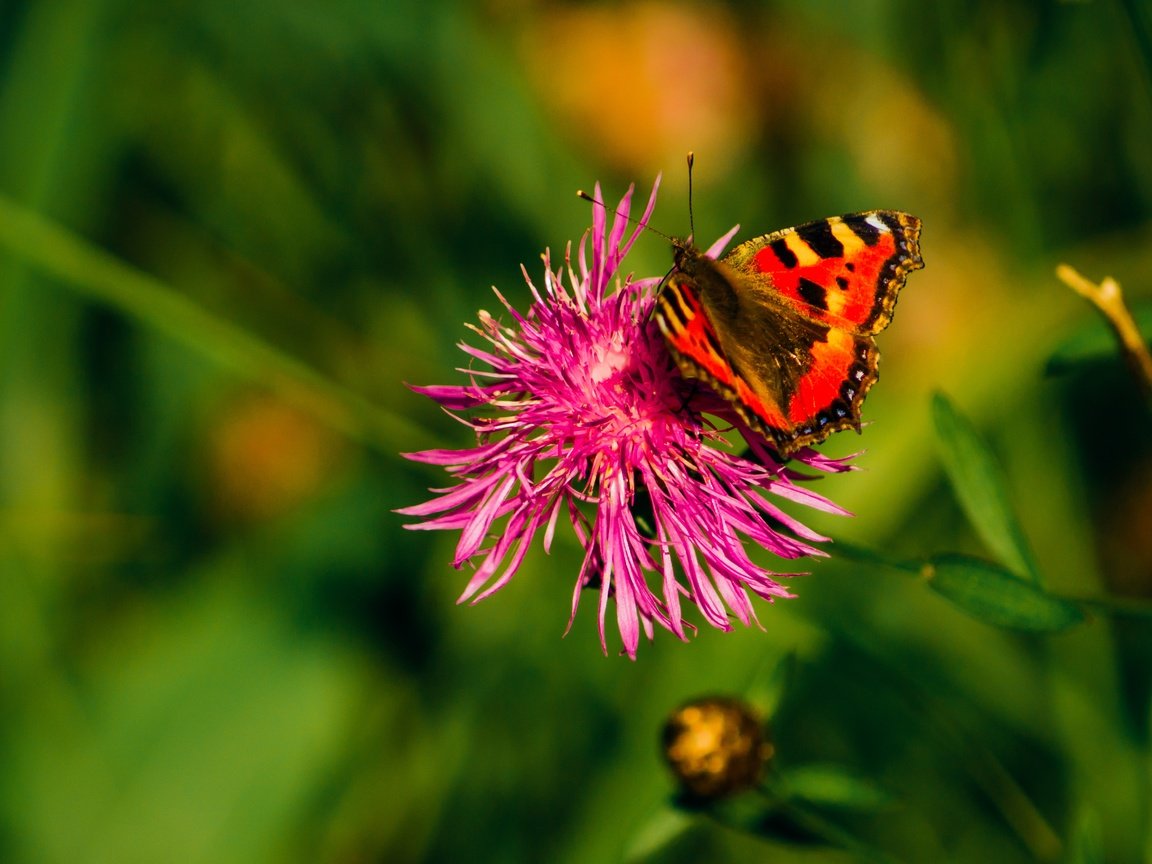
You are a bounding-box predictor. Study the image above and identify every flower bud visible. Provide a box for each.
[662,697,772,798]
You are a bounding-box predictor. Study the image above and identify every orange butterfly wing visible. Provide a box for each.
[656,211,923,456]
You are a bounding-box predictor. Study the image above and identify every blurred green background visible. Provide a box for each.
[1,0,1150,861]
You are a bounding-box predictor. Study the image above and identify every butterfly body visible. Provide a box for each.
[656,211,923,457]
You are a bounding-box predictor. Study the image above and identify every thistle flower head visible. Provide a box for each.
[400,180,852,658]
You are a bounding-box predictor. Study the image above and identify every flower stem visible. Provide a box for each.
[1055,264,1152,401]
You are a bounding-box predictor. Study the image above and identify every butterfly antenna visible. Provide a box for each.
[686,151,696,242]
[575,189,677,244]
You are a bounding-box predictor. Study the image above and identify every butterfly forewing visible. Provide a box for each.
[723,211,922,335]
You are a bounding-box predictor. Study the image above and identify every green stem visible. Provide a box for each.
[1071,594,1152,620]
[832,538,1152,622]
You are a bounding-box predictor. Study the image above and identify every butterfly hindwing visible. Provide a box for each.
[656,211,923,456]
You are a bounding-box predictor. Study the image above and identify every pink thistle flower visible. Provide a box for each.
[399,180,853,658]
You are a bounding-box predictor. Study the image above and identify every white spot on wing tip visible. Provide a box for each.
[865,215,888,233]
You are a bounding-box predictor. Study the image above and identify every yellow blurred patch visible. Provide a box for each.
[207,393,346,522]
[525,3,754,176]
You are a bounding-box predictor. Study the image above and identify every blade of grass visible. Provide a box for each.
[931,392,1041,582]
[0,194,430,454]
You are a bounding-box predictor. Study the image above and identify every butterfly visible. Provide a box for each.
[655,211,923,457]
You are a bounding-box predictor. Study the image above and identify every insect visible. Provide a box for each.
[656,208,923,457]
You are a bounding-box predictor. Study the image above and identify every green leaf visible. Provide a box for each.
[623,806,695,862]
[708,794,899,863]
[704,793,826,849]
[1046,300,1152,373]
[923,554,1085,632]
[931,392,1040,582]
[774,764,892,812]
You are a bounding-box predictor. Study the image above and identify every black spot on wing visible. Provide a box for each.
[797,277,827,310]
[796,220,844,259]
[841,214,882,247]
[704,328,725,359]
[769,237,798,269]
[658,284,691,329]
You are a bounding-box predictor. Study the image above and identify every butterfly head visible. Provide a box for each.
[670,238,724,288]
[670,237,706,268]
